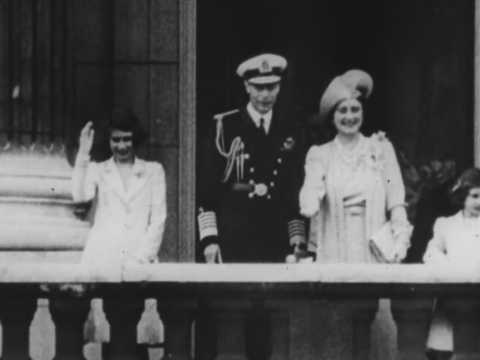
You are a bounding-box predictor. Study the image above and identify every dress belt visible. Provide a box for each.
[343,203,366,216]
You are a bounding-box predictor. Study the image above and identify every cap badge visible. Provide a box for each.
[260,60,271,74]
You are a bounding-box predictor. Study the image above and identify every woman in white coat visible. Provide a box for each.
[73,107,167,265]
[424,168,480,360]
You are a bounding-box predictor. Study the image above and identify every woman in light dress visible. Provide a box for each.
[299,70,413,359]
[73,106,167,265]
[299,69,412,263]
[423,168,480,360]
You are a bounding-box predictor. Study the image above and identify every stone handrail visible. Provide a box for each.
[1,262,478,286]
[0,264,479,360]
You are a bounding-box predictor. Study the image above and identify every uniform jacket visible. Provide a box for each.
[197,106,307,263]
[72,156,167,265]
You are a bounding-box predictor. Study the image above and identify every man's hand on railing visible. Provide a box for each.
[286,243,316,264]
[204,243,223,264]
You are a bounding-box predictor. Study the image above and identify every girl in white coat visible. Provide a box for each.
[424,168,480,360]
[73,107,167,265]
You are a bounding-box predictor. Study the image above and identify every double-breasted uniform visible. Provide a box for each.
[72,156,167,265]
[197,107,306,263]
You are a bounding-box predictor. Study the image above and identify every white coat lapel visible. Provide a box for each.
[125,158,148,203]
[103,158,126,199]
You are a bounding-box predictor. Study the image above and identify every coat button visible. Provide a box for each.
[270,182,274,187]
[249,193,254,198]
[250,167,255,173]
[267,195,271,200]
[277,158,282,164]
[244,154,250,160]
[249,179,254,184]
[273,170,278,175]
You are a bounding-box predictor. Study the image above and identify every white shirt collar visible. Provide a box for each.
[247,103,272,133]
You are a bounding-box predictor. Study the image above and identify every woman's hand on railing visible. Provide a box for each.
[392,235,410,263]
[79,121,95,156]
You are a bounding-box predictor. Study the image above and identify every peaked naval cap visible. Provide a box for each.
[237,54,287,84]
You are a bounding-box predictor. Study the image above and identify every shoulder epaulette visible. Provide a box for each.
[213,109,239,121]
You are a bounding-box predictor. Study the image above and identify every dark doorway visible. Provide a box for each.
[197,0,393,142]
[197,0,474,165]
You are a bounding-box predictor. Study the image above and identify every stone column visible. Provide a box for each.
[0,149,90,261]
[475,0,480,166]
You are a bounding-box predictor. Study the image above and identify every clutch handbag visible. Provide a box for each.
[369,221,396,264]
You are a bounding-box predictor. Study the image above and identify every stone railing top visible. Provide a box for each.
[0,263,475,282]
[0,263,479,285]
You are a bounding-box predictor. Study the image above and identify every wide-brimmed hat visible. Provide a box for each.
[237,54,287,84]
[319,70,373,121]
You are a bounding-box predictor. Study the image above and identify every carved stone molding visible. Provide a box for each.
[0,144,89,253]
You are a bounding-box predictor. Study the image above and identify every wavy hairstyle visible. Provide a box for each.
[107,106,146,147]
[449,168,480,207]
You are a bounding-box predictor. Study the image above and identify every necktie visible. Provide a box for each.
[259,118,267,137]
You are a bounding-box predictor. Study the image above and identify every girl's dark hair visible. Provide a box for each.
[449,168,480,207]
[107,106,146,147]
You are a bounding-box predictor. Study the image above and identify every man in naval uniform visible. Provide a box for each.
[197,53,307,263]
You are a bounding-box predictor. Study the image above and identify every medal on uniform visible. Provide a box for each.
[254,183,268,197]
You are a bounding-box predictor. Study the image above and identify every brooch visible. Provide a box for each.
[281,137,295,152]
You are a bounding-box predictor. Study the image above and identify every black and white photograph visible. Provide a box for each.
[0,0,478,359]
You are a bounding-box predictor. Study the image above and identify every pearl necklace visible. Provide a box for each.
[334,135,364,166]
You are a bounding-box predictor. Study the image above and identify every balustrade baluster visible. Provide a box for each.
[103,298,146,360]
[50,298,91,360]
[288,300,315,360]
[209,300,250,360]
[352,299,378,360]
[0,297,37,360]
[445,299,480,360]
[289,300,354,360]
[391,299,433,360]
[246,300,271,360]
[264,301,288,360]
[157,300,196,360]
[195,300,217,360]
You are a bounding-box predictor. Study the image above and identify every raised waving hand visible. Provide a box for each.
[79,121,95,156]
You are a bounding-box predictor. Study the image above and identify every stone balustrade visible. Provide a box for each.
[0,263,479,360]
